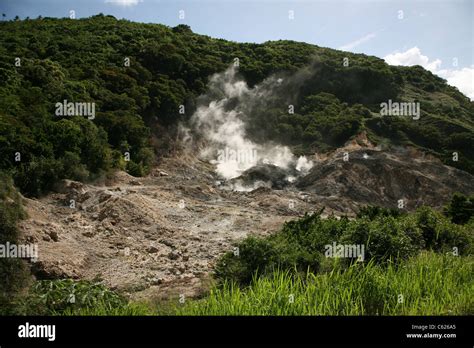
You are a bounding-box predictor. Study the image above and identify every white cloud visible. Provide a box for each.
[437,67,474,100]
[384,47,473,100]
[339,32,376,51]
[105,0,142,6]
[384,47,441,72]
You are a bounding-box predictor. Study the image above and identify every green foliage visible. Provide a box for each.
[59,301,152,316]
[216,206,473,286]
[339,216,417,264]
[19,279,132,315]
[245,92,367,152]
[356,205,404,220]
[0,16,472,198]
[177,253,474,315]
[443,193,474,225]
[215,237,280,285]
[53,253,474,316]
[414,206,473,255]
[0,172,30,314]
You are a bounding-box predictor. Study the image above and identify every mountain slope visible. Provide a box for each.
[0,15,473,197]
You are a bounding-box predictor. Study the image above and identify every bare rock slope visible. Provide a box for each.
[297,147,473,209]
[18,154,313,301]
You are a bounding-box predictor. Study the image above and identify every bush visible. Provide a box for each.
[20,279,129,315]
[126,160,146,177]
[340,215,423,264]
[356,205,404,220]
[415,207,473,254]
[443,193,474,225]
[215,237,279,286]
[215,204,472,285]
[0,172,30,314]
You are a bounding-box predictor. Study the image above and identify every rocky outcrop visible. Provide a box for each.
[297,147,474,210]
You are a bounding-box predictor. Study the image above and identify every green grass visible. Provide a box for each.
[31,252,472,316]
[59,302,153,316]
[174,252,473,315]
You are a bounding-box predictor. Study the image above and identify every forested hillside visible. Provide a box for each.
[1,14,473,196]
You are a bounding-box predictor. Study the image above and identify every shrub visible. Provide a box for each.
[356,205,404,220]
[443,193,474,225]
[415,207,473,254]
[126,160,145,177]
[340,216,423,264]
[215,204,472,285]
[214,237,279,286]
[0,172,30,314]
[20,279,129,315]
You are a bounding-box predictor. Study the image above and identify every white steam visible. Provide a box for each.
[184,66,313,181]
[296,156,314,174]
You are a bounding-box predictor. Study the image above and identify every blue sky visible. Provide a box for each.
[1,0,473,98]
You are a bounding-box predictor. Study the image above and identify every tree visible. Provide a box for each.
[444,193,474,225]
[0,172,30,314]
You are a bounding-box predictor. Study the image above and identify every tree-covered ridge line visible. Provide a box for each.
[0,14,473,196]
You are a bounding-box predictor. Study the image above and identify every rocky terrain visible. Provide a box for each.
[17,135,474,302]
[297,148,474,210]
[17,154,314,302]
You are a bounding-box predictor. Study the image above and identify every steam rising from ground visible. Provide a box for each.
[182,66,313,185]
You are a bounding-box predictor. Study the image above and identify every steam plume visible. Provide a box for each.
[183,65,314,182]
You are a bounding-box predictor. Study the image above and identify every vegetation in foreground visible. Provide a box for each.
[176,253,473,315]
[214,204,473,286]
[27,279,153,316]
[0,172,30,314]
[6,195,472,316]
[11,252,473,316]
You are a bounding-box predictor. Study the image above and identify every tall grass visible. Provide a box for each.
[59,302,153,316]
[47,252,473,316]
[174,252,473,315]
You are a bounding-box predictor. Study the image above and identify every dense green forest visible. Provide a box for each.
[0,15,473,196]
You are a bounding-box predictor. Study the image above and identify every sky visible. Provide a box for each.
[1,0,473,99]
